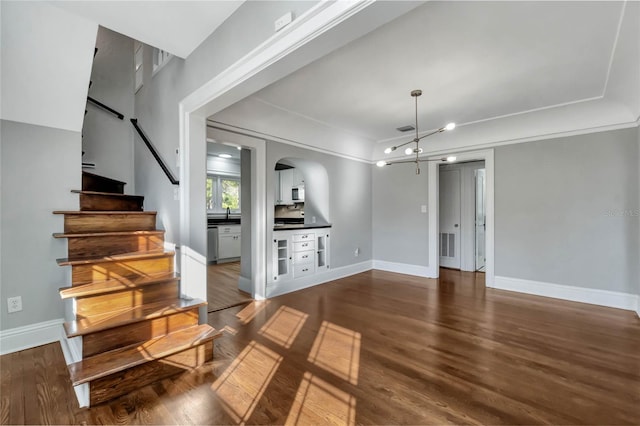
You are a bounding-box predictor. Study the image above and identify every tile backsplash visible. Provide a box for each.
[275,204,304,219]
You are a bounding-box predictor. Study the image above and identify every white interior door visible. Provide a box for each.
[439,169,461,269]
[475,169,486,271]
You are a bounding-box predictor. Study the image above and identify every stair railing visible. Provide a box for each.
[87,96,124,120]
[130,119,179,185]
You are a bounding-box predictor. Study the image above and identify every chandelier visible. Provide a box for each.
[376,89,456,174]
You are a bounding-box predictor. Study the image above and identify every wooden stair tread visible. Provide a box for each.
[53,230,164,238]
[57,250,173,266]
[68,324,221,386]
[64,297,206,337]
[71,190,143,199]
[82,171,127,186]
[53,210,157,215]
[59,272,179,299]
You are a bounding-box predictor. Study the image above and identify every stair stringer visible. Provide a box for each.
[58,328,89,408]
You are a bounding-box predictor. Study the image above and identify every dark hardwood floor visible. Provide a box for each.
[207,261,252,312]
[2,268,639,424]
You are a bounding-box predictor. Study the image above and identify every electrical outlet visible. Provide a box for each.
[173,187,180,201]
[7,296,22,313]
[421,205,427,213]
[354,248,360,257]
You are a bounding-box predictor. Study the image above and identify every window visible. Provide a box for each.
[207,175,240,213]
[134,41,143,92]
[152,48,173,76]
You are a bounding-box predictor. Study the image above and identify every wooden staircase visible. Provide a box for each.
[55,171,221,406]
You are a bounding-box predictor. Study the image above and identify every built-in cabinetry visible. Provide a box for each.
[272,228,330,282]
[218,225,241,261]
[275,167,305,205]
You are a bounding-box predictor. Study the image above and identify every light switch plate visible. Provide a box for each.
[275,11,293,32]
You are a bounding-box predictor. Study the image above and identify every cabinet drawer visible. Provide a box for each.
[293,232,314,242]
[293,250,314,265]
[293,240,314,252]
[294,263,314,278]
[219,225,241,234]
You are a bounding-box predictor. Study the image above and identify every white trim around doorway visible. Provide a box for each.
[177,1,377,301]
[428,149,495,286]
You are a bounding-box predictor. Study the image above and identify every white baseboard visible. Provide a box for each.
[0,318,64,355]
[494,276,639,312]
[267,260,372,298]
[372,260,438,278]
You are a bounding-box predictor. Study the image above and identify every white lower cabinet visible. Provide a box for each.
[218,225,241,261]
[272,228,330,283]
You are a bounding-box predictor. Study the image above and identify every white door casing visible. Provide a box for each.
[428,149,495,286]
[475,168,486,271]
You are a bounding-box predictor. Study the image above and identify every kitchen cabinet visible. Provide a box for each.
[275,168,306,205]
[271,228,330,283]
[275,169,293,205]
[292,168,305,187]
[218,225,241,261]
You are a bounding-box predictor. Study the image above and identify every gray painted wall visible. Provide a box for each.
[1,120,81,330]
[134,1,318,245]
[83,27,135,192]
[495,128,639,293]
[266,141,372,270]
[372,163,430,266]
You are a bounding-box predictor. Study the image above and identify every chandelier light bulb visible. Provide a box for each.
[405,147,414,155]
[384,147,392,154]
[445,122,456,131]
[446,156,457,162]
[376,160,387,167]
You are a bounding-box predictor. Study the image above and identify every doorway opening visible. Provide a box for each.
[427,149,494,286]
[438,161,486,272]
[205,127,266,311]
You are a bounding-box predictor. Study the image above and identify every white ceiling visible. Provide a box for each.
[213,1,638,160]
[207,141,241,160]
[51,1,244,58]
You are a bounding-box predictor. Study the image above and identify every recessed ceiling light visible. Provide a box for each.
[219,154,232,158]
[237,146,242,150]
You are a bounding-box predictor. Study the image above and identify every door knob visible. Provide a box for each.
[454,224,459,227]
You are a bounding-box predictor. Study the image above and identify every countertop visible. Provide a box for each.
[273,223,332,231]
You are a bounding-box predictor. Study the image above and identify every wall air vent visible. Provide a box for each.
[396,125,415,132]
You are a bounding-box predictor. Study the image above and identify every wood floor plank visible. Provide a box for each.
[207,261,252,312]
[0,352,13,424]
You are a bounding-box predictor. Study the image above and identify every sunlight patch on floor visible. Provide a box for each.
[308,321,361,385]
[259,305,309,349]
[285,372,356,426]
[235,300,270,325]
[211,341,282,424]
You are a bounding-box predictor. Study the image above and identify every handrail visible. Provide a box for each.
[130,119,179,185]
[87,96,124,120]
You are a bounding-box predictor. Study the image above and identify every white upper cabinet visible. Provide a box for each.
[292,168,304,187]
[276,168,294,205]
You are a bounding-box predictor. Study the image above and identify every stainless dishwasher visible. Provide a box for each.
[207,226,218,263]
